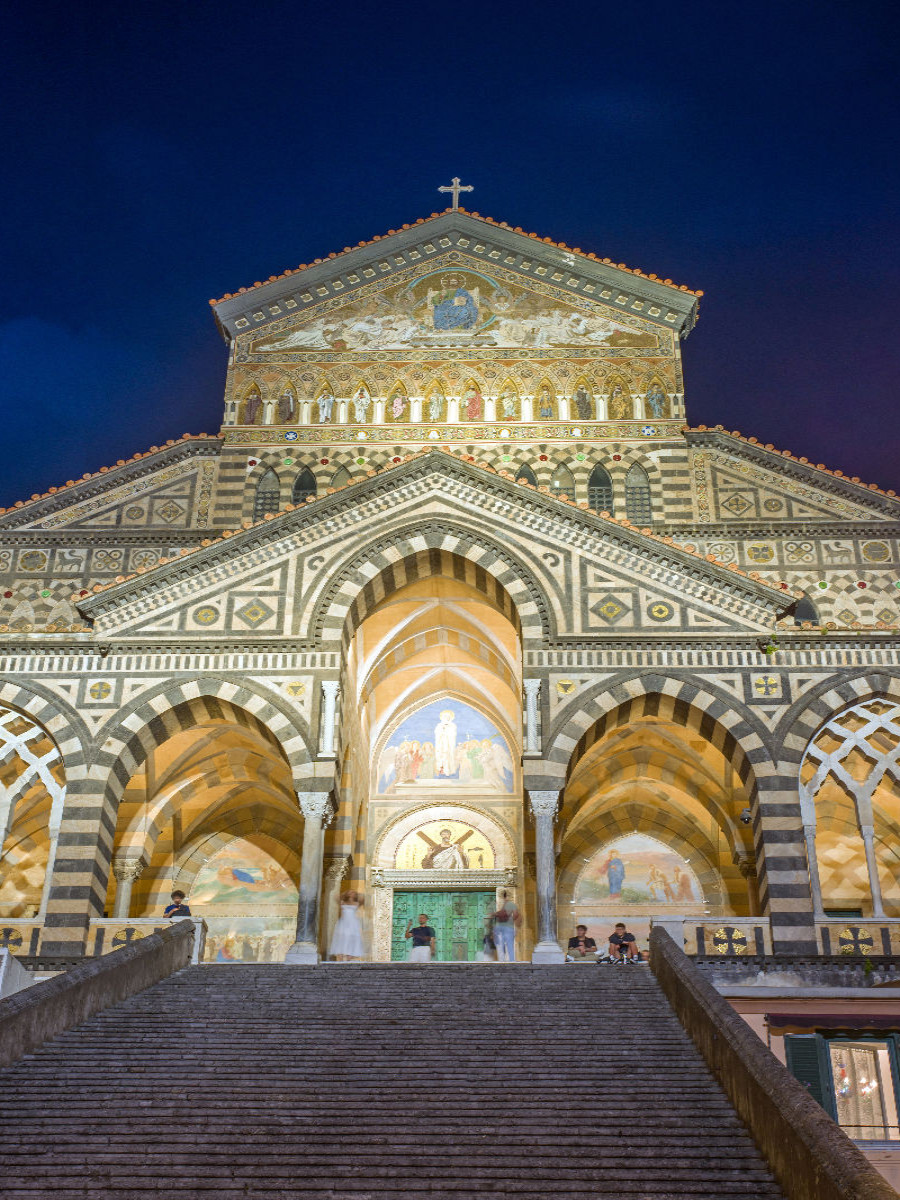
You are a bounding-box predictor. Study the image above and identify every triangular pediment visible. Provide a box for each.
[212,212,699,346]
[80,452,790,644]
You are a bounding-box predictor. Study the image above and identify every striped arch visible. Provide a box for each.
[558,815,726,909]
[548,676,769,790]
[775,670,900,764]
[310,527,552,649]
[89,677,313,797]
[0,678,90,772]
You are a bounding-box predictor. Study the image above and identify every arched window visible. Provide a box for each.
[515,463,537,486]
[625,463,652,523]
[254,468,280,520]
[331,465,351,488]
[588,464,614,514]
[794,595,819,625]
[291,467,317,504]
[550,463,576,501]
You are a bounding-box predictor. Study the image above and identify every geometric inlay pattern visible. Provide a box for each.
[235,599,276,628]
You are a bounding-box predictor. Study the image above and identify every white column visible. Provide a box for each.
[319,681,340,757]
[529,790,564,963]
[523,680,541,755]
[285,792,334,963]
[860,825,886,918]
[36,787,67,920]
[111,858,146,919]
[802,824,825,917]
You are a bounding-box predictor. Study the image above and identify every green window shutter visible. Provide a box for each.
[784,1035,835,1116]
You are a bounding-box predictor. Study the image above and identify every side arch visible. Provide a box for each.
[775,671,900,763]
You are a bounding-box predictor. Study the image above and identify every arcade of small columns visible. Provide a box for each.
[1,569,900,958]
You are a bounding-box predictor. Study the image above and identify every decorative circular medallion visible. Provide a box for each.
[0,927,23,951]
[111,927,147,948]
[763,498,784,512]
[282,457,294,466]
[40,589,50,598]
[19,551,48,571]
[88,682,111,700]
[193,606,219,626]
[746,543,775,563]
[125,505,145,520]
[356,457,367,466]
[862,541,890,562]
[284,431,298,441]
[647,601,674,622]
[838,927,874,955]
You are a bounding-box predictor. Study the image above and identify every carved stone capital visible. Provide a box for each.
[296,791,334,825]
[528,790,560,821]
[112,857,146,882]
[732,850,757,880]
[523,679,542,699]
[325,856,351,884]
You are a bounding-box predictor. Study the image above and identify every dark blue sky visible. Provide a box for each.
[3,1,898,506]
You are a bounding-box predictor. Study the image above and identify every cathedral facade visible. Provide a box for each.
[1,208,899,981]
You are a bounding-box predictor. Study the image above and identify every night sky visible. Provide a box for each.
[3,2,898,508]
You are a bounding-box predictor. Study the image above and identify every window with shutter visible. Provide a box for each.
[625,463,652,523]
[291,467,317,504]
[587,464,614,514]
[253,469,280,520]
[784,1034,835,1115]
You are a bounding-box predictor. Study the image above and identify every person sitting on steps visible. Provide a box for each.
[607,922,639,963]
[566,925,598,962]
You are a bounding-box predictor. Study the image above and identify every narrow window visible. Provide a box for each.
[625,463,652,523]
[550,463,576,501]
[515,463,537,486]
[794,596,819,625]
[254,468,280,520]
[291,467,317,504]
[330,466,351,488]
[588,464,614,514]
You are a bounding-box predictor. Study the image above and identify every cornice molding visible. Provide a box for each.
[211,213,699,344]
[686,429,900,518]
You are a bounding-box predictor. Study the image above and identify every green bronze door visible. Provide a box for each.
[391,891,494,961]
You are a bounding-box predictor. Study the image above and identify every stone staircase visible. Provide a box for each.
[0,963,784,1199]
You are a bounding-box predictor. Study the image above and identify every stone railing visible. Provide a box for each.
[650,926,899,1200]
[651,915,772,956]
[815,917,900,957]
[0,920,198,1071]
[88,917,207,963]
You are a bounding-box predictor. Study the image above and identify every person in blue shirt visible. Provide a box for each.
[163,890,192,917]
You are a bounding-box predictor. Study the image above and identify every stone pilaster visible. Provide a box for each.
[528,790,564,963]
[285,791,335,964]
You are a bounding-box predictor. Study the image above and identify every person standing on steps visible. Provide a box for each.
[489,891,521,962]
[607,922,639,963]
[163,890,191,917]
[405,914,436,962]
[329,889,366,961]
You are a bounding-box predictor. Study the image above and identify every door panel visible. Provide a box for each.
[391,891,494,961]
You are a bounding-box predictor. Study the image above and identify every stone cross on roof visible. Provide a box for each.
[438,177,473,211]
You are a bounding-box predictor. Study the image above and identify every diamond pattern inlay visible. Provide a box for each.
[235,599,276,628]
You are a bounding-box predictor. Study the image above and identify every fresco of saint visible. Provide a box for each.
[317,391,335,423]
[645,382,667,418]
[608,385,630,420]
[421,827,470,869]
[572,386,593,420]
[537,386,555,419]
[462,385,483,421]
[277,391,295,424]
[352,388,370,423]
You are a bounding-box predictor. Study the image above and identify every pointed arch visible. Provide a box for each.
[424,381,447,423]
[291,466,317,504]
[496,379,520,423]
[515,463,538,487]
[793,594,819,626]
[606,375,632,421]
[571,377,595,421]
[239,385,263,425]
[386,382,409,424]
[625,462,652,523]
[313,383,336,425]
[644,376,670,420]
[587,463,614,514]
[254,468,281,520]
[331,465,352,488]
[350,382,372,424]
[550,462,576,501]
[535,379,557,421]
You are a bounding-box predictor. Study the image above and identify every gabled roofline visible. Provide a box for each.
[685,426,900,516]
[209,210,701,344]
[0,434,222,529]
[78,447,797,619]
